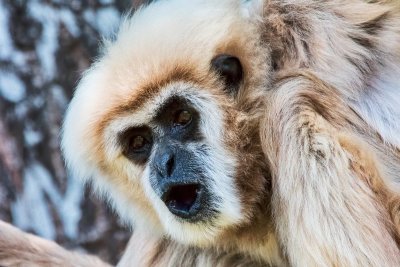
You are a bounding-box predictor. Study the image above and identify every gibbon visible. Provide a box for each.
[1,0,399,266]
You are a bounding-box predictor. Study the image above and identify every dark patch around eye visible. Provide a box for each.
[154,96,203,142]
[119,126,153,164]
[211,54,243,95]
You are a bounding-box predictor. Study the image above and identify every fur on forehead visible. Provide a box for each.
[100,0,262,91]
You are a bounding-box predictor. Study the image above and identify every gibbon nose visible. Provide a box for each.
[153,145,204,219]
[154,149,175,178]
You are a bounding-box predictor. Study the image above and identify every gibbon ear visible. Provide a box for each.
[240,0,264,21]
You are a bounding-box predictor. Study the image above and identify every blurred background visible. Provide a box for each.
[0,0,152,264]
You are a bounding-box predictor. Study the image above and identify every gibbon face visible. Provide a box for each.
[62,0,270,245]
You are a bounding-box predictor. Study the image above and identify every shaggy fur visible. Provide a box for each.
[1,0,399,266]
[0,220,111,267]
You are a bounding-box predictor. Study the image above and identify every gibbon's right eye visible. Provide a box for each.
[211,54,243,95]
[130,135,147,150]
[120,126,153,163]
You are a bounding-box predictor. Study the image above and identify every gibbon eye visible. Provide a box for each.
[173,110,192,126]
[211,54,243,95]
[120,126,153,163]
[130,135,146,150]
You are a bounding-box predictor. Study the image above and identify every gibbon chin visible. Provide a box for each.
[61,0,400,266]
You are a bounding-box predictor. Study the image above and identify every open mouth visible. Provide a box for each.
[162,183,202,218]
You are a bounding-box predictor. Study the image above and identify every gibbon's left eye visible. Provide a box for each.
[211,54,243,95]
[173,110,192,126]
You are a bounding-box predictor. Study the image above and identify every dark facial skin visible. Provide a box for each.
[151,97,210,221]
[119,54,243,221]
[119,97,212,221]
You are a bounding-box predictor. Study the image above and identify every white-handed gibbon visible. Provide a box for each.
[1,0,399,266]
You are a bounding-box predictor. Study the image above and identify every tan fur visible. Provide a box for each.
[262,73,400,266]
[258,1,400,265]
[0,220,110,267]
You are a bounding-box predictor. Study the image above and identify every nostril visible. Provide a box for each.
[166,155,174,177]
[155,151,175,178]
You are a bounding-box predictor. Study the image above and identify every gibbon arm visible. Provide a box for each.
[261,74,400,266]
[0,220,111,267]
[117,230,264,267]
[0,220,262,267]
